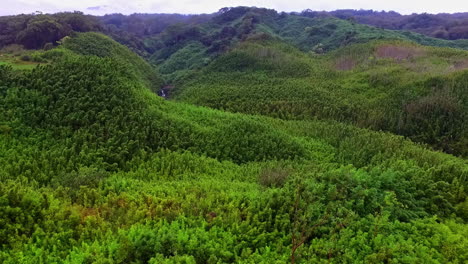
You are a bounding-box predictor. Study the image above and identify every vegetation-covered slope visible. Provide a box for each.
[253,12,468,52]
[1,31,468,263]
[316,9,468,40]
[3,7,468,76]
[173,38,468,157]
[0,11,467,264]
[89,6,468,93]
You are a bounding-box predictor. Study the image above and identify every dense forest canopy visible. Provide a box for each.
[0,6,467,264]
[322,10,468,40]
[3,7,468,53]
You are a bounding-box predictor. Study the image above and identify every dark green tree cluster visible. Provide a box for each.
[0,12,101,49]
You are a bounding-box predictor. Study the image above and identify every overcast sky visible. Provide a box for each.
[1,0,468,16]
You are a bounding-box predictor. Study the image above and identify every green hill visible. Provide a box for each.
[144,7,468,82]
[266,14,468,52]
[173,39,468,157]
[0,25,467,263]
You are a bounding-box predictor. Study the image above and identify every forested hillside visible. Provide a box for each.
[316,9,468,40]
[0,6,467,264]
[2,7,468,57]
[174,39,468,156]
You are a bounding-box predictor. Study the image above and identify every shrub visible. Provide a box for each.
[0,124,12,135]
[259,167,291,187]
[20,55,31,61]
[56,167,108,190]
[0,44,24,55]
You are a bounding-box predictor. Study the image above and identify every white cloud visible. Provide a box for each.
[1,0,467,16]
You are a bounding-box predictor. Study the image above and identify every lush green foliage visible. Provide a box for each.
[174,39,468,157]
[317,9,468,40]
[127,7,468,82]
[249,12,468,52]
[0,45,46,70]
[0,12,101,49]
[0,16,467,264]
[61,32,164,92]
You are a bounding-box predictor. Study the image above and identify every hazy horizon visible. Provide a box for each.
[1,0,468,16]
